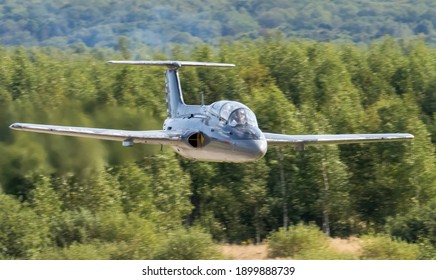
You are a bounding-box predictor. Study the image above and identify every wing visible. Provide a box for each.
[264,132,414,150]
[9,123,183,146]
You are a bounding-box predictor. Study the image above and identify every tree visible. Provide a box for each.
[0,193,49,259]
[53,169,122,214]
[139,153,193,230]
[350,95,436,228]
[29,174,62,244]
[8,48,37,100]
[113,162,155,218]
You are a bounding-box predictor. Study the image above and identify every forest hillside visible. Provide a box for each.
[2,0,436,48]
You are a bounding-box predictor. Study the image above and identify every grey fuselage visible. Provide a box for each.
[162,65,267,162]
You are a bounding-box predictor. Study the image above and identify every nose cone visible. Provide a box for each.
[227,126,268,162]
[252,139,268,159]
[233,139,267,161]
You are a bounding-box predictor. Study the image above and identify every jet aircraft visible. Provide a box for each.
[10,61,414,162]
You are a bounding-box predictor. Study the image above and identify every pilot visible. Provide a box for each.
[230,109,247,126]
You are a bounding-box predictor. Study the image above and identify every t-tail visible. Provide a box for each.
[107,60,235,117]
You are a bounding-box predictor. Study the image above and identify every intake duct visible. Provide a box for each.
[186,131,208,148]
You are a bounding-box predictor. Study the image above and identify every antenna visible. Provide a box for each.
[201,91,205,106]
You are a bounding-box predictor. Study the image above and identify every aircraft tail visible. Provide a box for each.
[107,60,235,117]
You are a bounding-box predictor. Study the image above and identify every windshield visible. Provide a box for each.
[228,108,258,127]
[208,101,258,127]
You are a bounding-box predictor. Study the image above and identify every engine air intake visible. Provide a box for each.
[188,132,206,148]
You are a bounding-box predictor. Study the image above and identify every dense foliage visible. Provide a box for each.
[0,37,435,259]
[3,0,436,48]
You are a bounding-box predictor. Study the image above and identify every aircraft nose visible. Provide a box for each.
[253,139,268,159]
[233,139,267,161]
[227,127,267,161]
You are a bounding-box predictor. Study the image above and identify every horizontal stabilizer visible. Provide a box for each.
[107,60,235,68]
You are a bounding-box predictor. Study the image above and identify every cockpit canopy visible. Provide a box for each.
[208,101,258,127]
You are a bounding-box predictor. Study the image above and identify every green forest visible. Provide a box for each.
[0,36,435,259]
[3,0,436,48]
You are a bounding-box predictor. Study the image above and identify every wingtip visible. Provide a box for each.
[9,123,20,129]
[9,123,28,130]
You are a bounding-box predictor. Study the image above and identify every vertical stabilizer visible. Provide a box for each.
[165,65,185,117]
